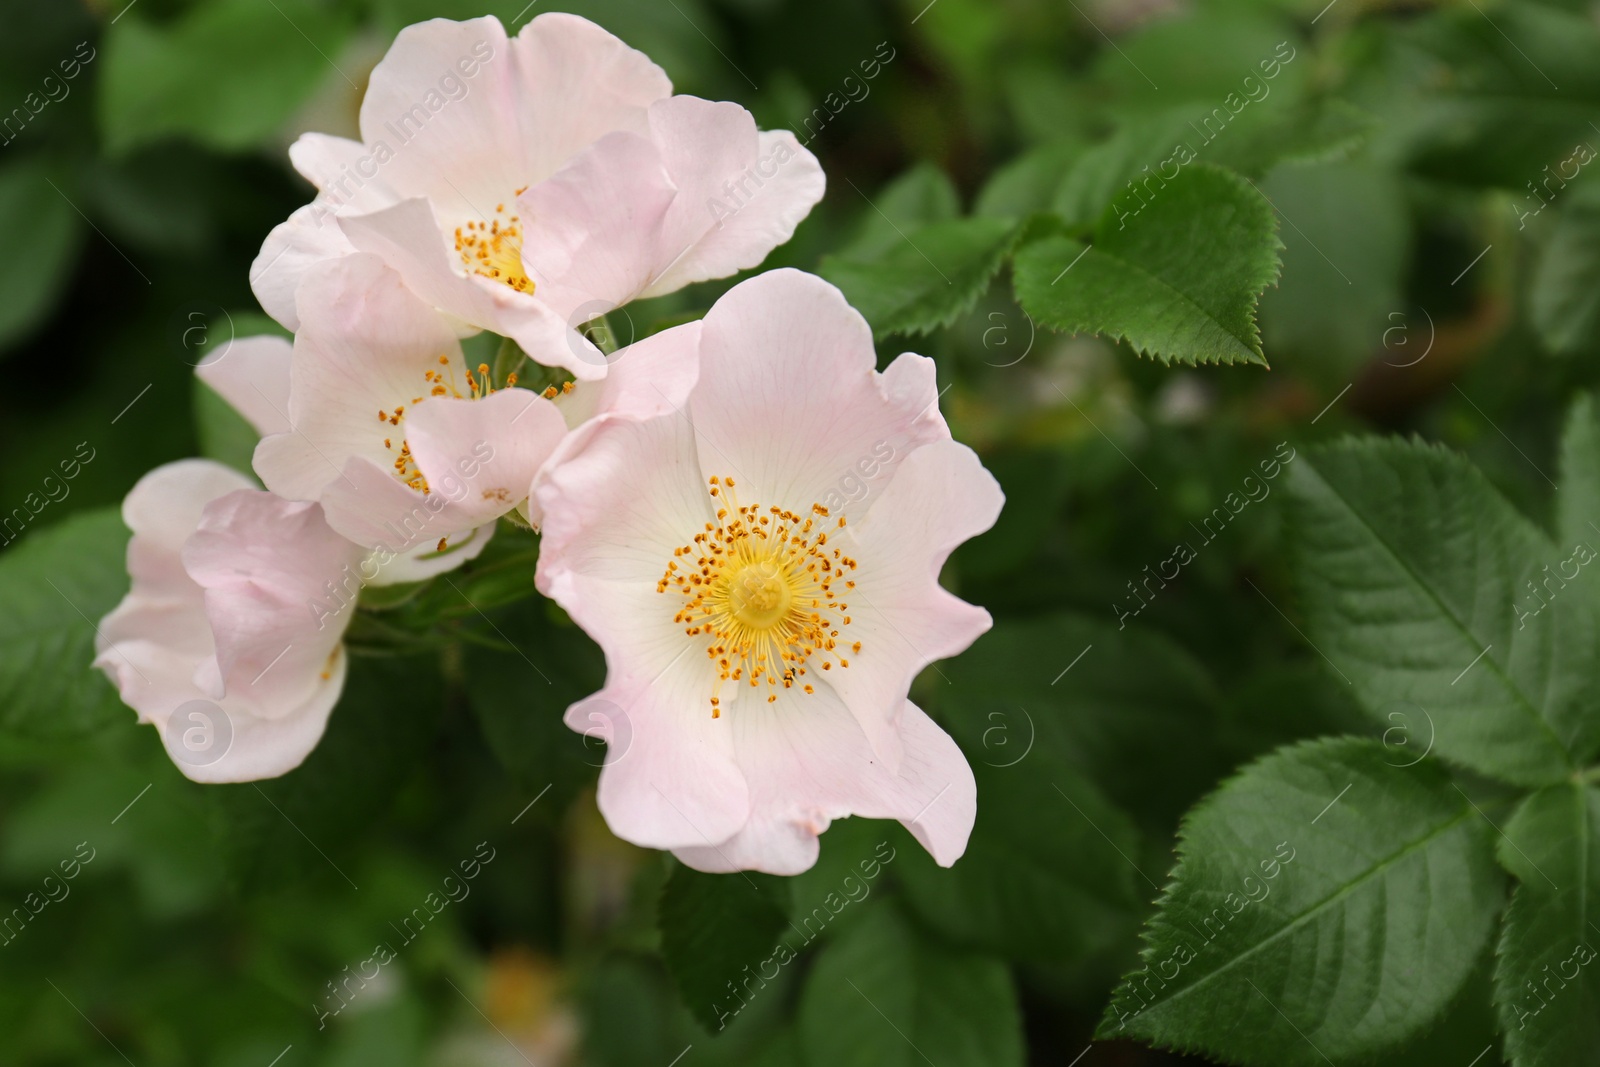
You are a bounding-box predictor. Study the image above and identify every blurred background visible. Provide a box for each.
[0,0,1596,1062]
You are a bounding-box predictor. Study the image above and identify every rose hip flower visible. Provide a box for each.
[251,12,824,378]
[250,254,696,576]
[532,269,1003,874]
[94,460,366,782]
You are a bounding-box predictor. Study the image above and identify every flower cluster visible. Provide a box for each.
[95,14,1002,874]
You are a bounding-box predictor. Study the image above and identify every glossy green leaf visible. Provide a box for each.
[1100,738,1502,1065]
[1016,164,1281,366]
[1287,438,1600,786]
[798,901,1023,1067]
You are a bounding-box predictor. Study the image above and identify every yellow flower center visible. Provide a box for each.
[454,198,534,294]
[659,476,859,717]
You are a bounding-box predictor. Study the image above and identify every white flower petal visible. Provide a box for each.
[672,697,975,875]
[195,334,293,437]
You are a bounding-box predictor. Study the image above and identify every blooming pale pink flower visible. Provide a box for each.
[94,460,366,783]
[251,12,824,379]
[532,269,1003,874]
[249,254,696,576]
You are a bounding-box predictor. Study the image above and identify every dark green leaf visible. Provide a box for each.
[0,157,83,352]
[659,864,792,1033]
[1391,5,1600,188]
[974,141,1079,219]
[896,761,1144,961]
[461,598,603,815]
[798,901,1024,1067]
[1558,392,1600,553]
[1100,738,1502,1065]
[834,162,960,260]
[1017,164,1281,366]
[818,216,1017,339]
[0,507,129,738]
[1287,438,1599,786]
[1532,183,1600,356]
[207,655,442,889]
[931,612,1223,830]
[1492,782,1600,1066]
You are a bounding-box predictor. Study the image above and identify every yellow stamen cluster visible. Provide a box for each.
[375,355,519,494]
[454,197,533,293]
[658,476,857,718]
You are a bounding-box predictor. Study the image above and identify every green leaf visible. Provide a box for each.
[659,864,792,1034]
[895,761,1144,961]
[461,598,604,815]
[1532,183,1600,357]
[835,162,961,260]
[1287,438,1599,786]
[0,507,129,739]
[1051,112,1200,230]
[100,0,355,154]
[1016,164,1281,366]
[208,655,441,889]
[1390,5,1600,188]
[1100,738,1503,1066]
[974,141,1079,220]
[1205,99,1378,177]
[797,901,1024,1067]
[0,157,83,352]
[931,612,1224,830]
[818,216,1018,339]
[1492,782,1600,1066]
[1558,393,1600,552]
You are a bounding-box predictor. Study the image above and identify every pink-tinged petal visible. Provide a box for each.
[405,388,567,529]
[686,269,950,512]
[287,133,396,211]
[121,460,257,574]
[182,490,364,717]
[94,462,354,784]
[641,111,825,298]
[509,12,671,180]
[672,696,975,875]
[195,335,293,436]
[573,659,747,852]
[355,16,520,216]
[525,320,701,528]
[824,439,1001,767]
[535,408,710,679]
[254,254,462,503]
[98,461,256,710]
[314,455,478,555]
[165,649,346,784]
[337,199,604,377]
[518,132,677,321]
[250,203,357,331]
[554,318,702,429]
